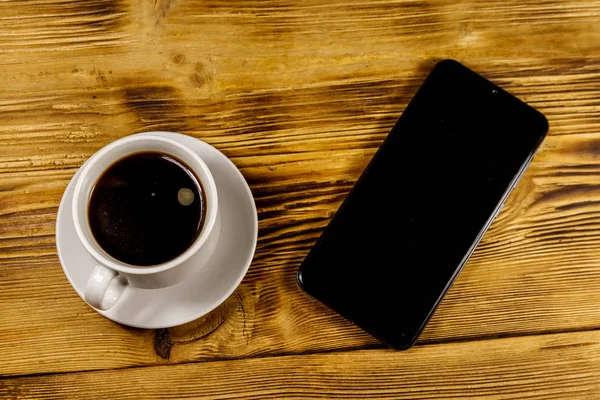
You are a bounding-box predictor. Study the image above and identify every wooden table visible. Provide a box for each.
[1,0,600,398]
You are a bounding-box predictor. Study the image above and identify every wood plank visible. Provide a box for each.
[2,0,600,378]
[2,330,600,399]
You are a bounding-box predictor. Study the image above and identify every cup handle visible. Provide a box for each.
[84,265,128,310]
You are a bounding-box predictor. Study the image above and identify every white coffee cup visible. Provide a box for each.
[72,134,220,310]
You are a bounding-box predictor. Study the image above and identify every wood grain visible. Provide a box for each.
[2,330,600,399]
[1,0,600,389]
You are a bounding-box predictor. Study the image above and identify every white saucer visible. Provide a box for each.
[56,132,258,329]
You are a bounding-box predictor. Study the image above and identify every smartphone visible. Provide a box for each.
[296,59,548,350]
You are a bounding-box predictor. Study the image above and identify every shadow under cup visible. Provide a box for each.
[72,134,220,292]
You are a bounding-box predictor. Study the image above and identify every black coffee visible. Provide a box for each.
[88,152,205,266]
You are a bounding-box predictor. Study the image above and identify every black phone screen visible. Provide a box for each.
[297,59,548,350]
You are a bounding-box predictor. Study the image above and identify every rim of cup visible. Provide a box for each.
[71,134,218,275]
